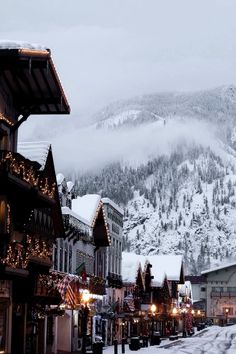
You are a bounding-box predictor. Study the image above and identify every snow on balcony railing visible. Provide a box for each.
[0,150,56,199]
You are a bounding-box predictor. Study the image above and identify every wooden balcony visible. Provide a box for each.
[0,150,56,205]
[89,275,106,295]
[107,272,123,288]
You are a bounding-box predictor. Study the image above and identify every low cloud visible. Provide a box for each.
[51,118,219,174]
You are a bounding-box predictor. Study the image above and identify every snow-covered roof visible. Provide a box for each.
[57,173,65,185]
[67,181,74,193]
[102,197,124,215]
[62,206,89,226]
[122,252,147,283]
[201,261,236,275]
[18,141,50,170]
[0,40,48,51]
[72,194,101,227]
[147,255,183,282]
[122,252,183,285]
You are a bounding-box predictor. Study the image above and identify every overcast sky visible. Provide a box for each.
[2,0,236,170]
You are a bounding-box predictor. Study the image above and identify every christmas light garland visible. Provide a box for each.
[0,113,14,127]
[2,235,52,269]
[0,152,56,199]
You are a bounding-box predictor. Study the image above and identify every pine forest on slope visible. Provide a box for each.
[73,85,236,274]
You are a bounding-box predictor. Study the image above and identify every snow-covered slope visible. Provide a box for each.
[74,85,236,274]
[95,109,164,129]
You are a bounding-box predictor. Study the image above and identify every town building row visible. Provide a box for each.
[1,41,235,354]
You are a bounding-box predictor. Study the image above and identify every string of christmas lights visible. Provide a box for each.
[2,235,52,269]
[1,152,56,198]
[0,113,14,127]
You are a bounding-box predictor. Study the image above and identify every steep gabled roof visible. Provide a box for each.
[147,254,184,282]
[72,194,101,227]
[122,252,147,283]
[72,194,110,246]
[122,252,184,286]
[17,140,65,238]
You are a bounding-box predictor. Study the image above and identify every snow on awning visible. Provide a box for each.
[102,197,124,216]
[0,41,70,116]
[0,40,48,51]
[18,141,50,170]
[62,206,90,228]
[201,261,236,275]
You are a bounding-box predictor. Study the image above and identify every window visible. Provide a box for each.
[227,287,236,293]
[0,199,8,234]
[59,239,64,272]
[201,287,206,292]
[223,307,233,315]
[69,245,72,273]
[64,243,68,273]
[212,287,223,292]
[112,223,120,235]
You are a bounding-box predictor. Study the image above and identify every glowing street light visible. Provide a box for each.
[82,290,91,304]
[150,304,157,345]
[172,308,178,335]
[150,304,157,314]
[225,308,229,325]
[172,307,178,315]
[81,290,91,354]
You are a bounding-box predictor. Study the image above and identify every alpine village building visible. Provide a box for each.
[122,253,187,339]
[0,42,70,354]
[55,174,123,351]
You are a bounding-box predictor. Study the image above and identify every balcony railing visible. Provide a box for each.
[107,272,123,288]
[211,291,236,298]
[89,275,106,295]
[63,214,92,242]
[0,150,56,199]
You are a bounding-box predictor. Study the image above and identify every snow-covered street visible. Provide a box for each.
[103,326,236,354]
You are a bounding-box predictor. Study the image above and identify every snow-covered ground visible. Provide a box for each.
[103,326,236,354]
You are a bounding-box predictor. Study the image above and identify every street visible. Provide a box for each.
[104,326,236,354]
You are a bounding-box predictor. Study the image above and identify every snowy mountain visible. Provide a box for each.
[74,85,236,274]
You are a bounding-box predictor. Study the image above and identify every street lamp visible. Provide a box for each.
[225,308,229,325]
[81,290,91,354]
[150,304,156,345]
[181,308,187,337]
[172,308,178,335]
